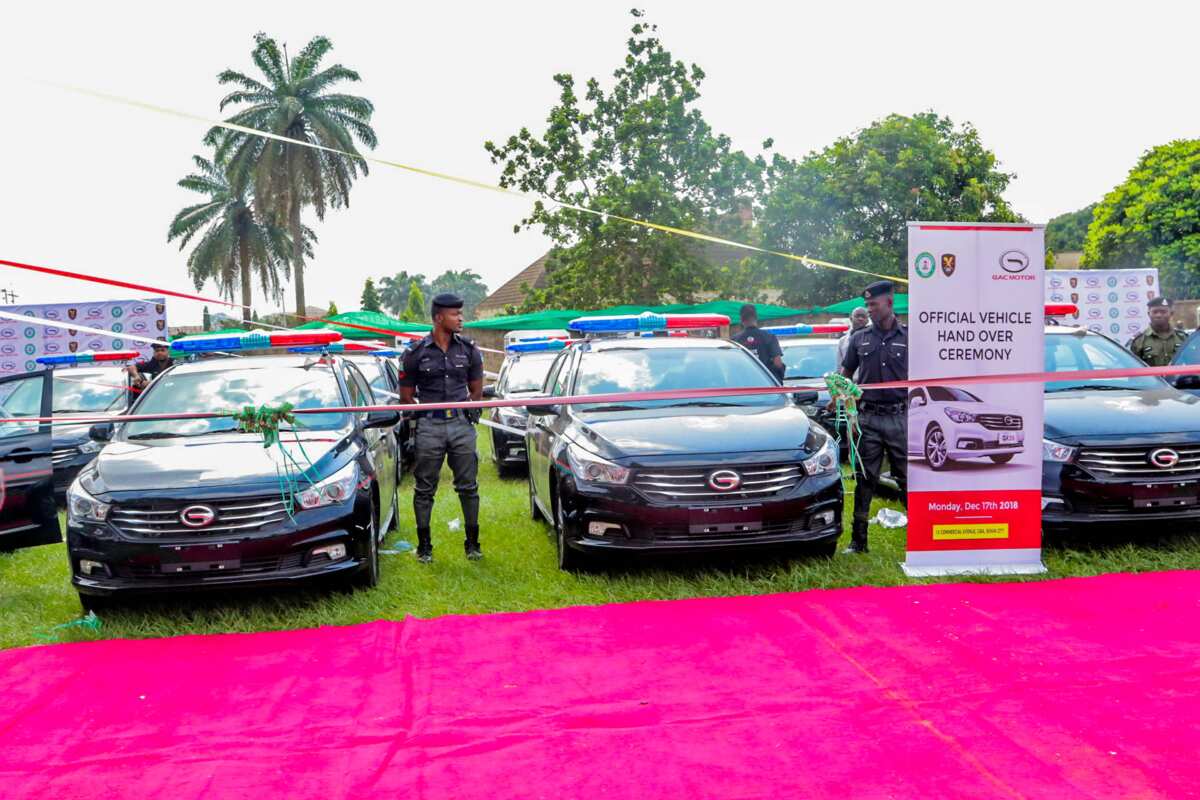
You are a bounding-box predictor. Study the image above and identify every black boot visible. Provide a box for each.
[464,525,482,561]
[416,528,433,563]
[843,520,869,554]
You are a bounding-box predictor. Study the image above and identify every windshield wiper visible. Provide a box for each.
[1046,384,1133,393]
[127,428,237,440]
[667,400,743,407]
[582,404,647,412]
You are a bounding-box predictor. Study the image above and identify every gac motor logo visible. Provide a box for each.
[1150,448,1180,469]
[1127,323,1141,333]
[0,329,13,340]
[132,304,148,316]
[179,505,217,528]
[707,470,742,492]
[1124,276,1138,287]
[45,309,60,320]
[999,250,1029,273]
[0,344,14,356]
[131,321,149,333]
[1049,277,1064,288]
[44,343,60,354]
[0,361,16,372]
[1087,292,1101,303]
[1085,277,1101,288]
[1049,293,1064,302]
[1125,291,1140,302]
[1126,308,1141,318]
[86,309,103,319]
[1087,308,1103,319]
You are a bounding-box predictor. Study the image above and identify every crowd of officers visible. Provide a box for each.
[210,286,1182,564]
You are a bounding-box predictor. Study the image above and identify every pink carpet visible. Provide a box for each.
[3,572,1200,799]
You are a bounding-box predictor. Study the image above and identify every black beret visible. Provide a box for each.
[863,280,894,300]
[431,293,464,310]
[1148,296,1171,309]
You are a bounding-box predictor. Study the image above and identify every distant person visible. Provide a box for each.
[1126,297,1187,366]
[837,307,871,375]
[127,344,174,390]
[733,304,785,381]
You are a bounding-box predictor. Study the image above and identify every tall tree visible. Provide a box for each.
[327,301,339,316]
[485,10,764,309]
[360,277,382,312]
[430,269,488,318]
[167,154,304,323]
[1082,140,1200,297]
[1046,204,1097,254]
[210,33,378,320]
[758,112,1019,305]
[403,282,426,322]
[202,306,212,331]
[379,271,430,317]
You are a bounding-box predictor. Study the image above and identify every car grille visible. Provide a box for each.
[52,446,79,466]
[977,414,1022,430]
[117,552,305,579]
[109,498,291,539]
[1076,445,1200,478]
[633,463,803,503]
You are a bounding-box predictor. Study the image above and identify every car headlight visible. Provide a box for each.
[496,409,527,428]
[79,440,103,454]
[944,407,977,424]
[67,481,110,524]
[802,433,839,476]
[1042,439,1077,463]
[297,460,359,510]
[565,442,629,484]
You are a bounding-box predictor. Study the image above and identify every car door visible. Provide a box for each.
[529,351,570,509]
[345,362,395,528]
[0,370,61,551]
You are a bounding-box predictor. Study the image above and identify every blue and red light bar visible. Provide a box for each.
[36,350,141,366]
[506,339,569,353]
[288,342,405,356]
[639,331,691,338]
[569,312,730,333]
[763,324,849,337]
[1045,303,1079,317]
[509,334,571,343]
[170,330,342,354]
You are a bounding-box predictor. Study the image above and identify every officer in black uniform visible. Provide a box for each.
[127,343,174,390]
[839,280,908,554]
[733,304,785,381]
[400,293,485,563]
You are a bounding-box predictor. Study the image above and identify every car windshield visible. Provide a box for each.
[505,354,558,393]
[1175,334,1200,366]
[1045,332,1162,392]
[574,346,782,410]
[781,341,838,379]
[53,370,129,413]
[123,364,350,438]
[927,386,982,403]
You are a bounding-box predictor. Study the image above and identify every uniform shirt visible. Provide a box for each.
[841,320,908,405]
[1126,327,1188,367]
[136,356,174,381]
[733,326,785,381]
[837,324,869,380]
[400,333,484,403]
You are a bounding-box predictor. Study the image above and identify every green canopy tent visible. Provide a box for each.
[821,294,909,315]
[464,300,818,332]
[294,310,432,341]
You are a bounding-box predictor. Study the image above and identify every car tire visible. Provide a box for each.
[352,502,380,590]
[554,495,587,572]
[989,454,1014,464]
[924,426,952,471]
[78,592,115,614]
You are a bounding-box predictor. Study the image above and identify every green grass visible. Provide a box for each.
[3,436,1200,651]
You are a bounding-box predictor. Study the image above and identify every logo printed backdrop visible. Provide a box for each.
[905,223,1046,576]
[0,298,166,375]
[1045,269,1159,339]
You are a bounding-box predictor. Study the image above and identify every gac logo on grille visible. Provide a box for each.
[179,505,217,528]
[1004,416,1017,426]
[707,470,742,491]
[1149,449,1180,469]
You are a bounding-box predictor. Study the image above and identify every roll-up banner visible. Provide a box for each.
[1045,268,1160,341]
[904,223,1046,576]
[0,298,167,376]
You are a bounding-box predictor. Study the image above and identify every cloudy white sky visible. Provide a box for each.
[1,0,1195,325]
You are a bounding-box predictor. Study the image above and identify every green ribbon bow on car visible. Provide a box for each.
[232,403,318,520]
[824,372,863,471]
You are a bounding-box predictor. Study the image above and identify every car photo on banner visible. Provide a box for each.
[908,385,1026,472]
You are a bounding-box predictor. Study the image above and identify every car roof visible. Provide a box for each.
[585,337,735,352]
[163,353,340,374]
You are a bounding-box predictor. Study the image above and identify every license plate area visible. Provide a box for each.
[999,432,1019,444]
[688,505,762,534]
[1132,481,1199,509]
[159,541,241,573]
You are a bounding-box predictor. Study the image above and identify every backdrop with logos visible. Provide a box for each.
[1045,269,1159,341]
[0,298,167,376]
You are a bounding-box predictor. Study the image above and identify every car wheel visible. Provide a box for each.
[989,454,1014,464]
[528,471,542,521]
[924,426,951,471]
[554,498,585,571]
[352,503,380,590]
[78,592,115,614]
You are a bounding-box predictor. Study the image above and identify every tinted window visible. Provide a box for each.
[0,374,44,438]
[504,354,559,393]
[550,353,572,397]
[575,346,781,409]
[927,386,982,403]
[1176,334,1200,365]
[1045,333,1161,392]
[52,370,128,413]
[344,363,373,414]
[124,365,350,438]
[780,341,838,379]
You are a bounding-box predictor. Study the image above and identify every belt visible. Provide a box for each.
[413,409,462,420]
[860,401,907,415]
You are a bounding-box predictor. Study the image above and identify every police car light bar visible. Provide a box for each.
[170,330,342,353]
[506,339,569,353]
[509,334,571,343]
[36,350,141,366]
[569,312,730,333]
[1045,304,1078,317]
[763,324,849,337]
[288,342,404,356]
[638,331,691,338]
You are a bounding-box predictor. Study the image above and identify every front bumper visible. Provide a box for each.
[68,501,371,597]
[1043,462,1200,529]
[945,424,1024,459]
[491,426,528,465]
[557,470,843,554]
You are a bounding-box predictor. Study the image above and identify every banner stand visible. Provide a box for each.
[902,549,1046,577]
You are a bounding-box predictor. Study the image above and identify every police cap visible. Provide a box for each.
[863,280,894,300]
[1148,296,1172,309]
[431,293,464,313]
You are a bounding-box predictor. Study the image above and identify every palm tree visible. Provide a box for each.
[379,271,429,317]
[167,154,310,322]
[209,33,377,321]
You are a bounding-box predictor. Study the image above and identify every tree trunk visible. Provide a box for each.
[291,198,306,324]
[239,238,252,324]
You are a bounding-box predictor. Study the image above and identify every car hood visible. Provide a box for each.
[1044,388,1200,445]
[569,404,814,465]
[87,432,351,493]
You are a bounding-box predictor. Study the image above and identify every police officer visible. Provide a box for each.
[733,304,785,380]
[400,293,485,563]
[1127,297,1187,366]
[127,343,174,390]
[839,280,907,554]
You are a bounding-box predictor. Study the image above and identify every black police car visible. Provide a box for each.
[1042,326,1200,530]
[43,367,135,496]
[525,337,842,570]
[483,348,561,475]
[66,354,400,609]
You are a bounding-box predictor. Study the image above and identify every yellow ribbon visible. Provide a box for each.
[49,81,907,285]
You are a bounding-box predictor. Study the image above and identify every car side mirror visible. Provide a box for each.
[1175,374,1200,389]
[526,403,559,417]
[89,422,114,442]
[482,385,498,399]
[364,410,401,429]
[791,390,818,405]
